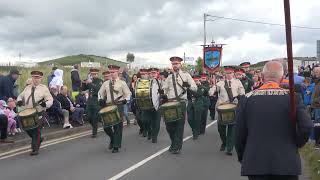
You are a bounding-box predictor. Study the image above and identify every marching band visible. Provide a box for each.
[14,56,263,155]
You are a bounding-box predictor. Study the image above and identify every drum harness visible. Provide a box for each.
[108,80,124,105]
[26,86,47,122]
[170,72,188,102]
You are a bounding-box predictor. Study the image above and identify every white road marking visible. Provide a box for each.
[0,119,137,160]
[108,120,218,180]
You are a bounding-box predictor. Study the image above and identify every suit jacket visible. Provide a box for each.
[57,94,74,111]
[235,82,313,176]
[71,69,81,91]
[0,75,17,101]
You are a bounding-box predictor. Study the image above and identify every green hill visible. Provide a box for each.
[38,54,127,67]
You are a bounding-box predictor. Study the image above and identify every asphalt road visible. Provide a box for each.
[0,118,307,180]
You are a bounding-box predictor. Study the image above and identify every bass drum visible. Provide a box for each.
[135,79,160,111]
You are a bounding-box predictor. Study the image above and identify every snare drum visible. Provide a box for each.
[216,103,237,125]
[99,105,121,127]
[160,101,183,123]
[18,108,39,130]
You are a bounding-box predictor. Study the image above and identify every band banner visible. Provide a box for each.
[203,46,222,73]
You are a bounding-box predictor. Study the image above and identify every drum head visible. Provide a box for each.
[217,103,237,110]
[161,101,180,107]
[151,79,160,110]
[19,108,37,117]
[136,79,151,89]
[99,105,117,113]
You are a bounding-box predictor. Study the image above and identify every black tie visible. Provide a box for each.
[31,86,36,108]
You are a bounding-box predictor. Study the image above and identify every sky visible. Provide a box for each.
[0,0,319,66]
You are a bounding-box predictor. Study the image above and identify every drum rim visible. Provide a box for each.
[161,101,180,107]
[217,103,237,110]
[18,108,37,116]
[99,105,117,113]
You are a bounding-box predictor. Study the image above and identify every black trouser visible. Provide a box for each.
[200,108,208,134]
[248,175,298,180]
[209,96,218,120]
[0,114,8,140]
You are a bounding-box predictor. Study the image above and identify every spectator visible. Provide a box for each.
[71,64,81,91]
[130,74,138,92]
[47,87,65,125]
[0,100,16,135]
[302,78,314,106]
[252,73,263,90]
[47,67,57,86]
[57,86,84,126]
[119,72,130,125]
[7,98,21,133]
[311,66,320,148]
[0,69,21,101]
[121,66,130,86]
[49,69,64,93]
[0,110,13,143]
[75,91,87,109]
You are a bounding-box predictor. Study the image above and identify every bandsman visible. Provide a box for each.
[187,75,203,139]
[102,70,111,82]
[240,62,253,80]
[140,68,162,143]
[235,68,254,94]
[82,68,103,138]
[162,56,197,154]
[199,73,211,135]
[98,65,131,153]
[209,66,245,156]
[17,71,53,155]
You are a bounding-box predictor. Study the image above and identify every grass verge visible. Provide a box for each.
[301,143,320,180]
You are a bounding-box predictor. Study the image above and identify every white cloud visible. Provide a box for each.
[0,0,319,67]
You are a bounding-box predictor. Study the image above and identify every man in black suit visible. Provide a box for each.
[235,61,313,180]
[57,86,85,126]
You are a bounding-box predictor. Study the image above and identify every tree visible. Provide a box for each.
[195,57,203,74]
[126,53,135,69]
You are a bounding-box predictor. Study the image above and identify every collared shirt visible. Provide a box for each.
[17,84,53,112]
[163,69,197,100]
[210,78,245,105]
[98,77,132,104]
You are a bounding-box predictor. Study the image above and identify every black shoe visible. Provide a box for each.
[108,143,113,150]
[139,129,143,135]
[226,152,233,156]
[91,134,97,138]
[193,135,198,140]
[220,144,226,151]
[152,139,157,143]
[143,132,147,137]
[171,149,181,154]
[147,135,151,140]
[112,148,119,153]
[30,150,39,156]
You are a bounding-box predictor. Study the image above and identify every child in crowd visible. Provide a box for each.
[0,100,17,135]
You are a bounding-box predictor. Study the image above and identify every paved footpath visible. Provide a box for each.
[0,119,309,180]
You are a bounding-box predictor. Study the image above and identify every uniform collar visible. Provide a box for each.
[258,81,281,89]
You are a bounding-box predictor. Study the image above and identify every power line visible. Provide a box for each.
[206,14,320,30]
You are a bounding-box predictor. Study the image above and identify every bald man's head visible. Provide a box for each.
[262,61,284,83]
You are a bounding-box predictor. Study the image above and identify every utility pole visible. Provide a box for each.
[204,13,207,46]
[183,52,186,64]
